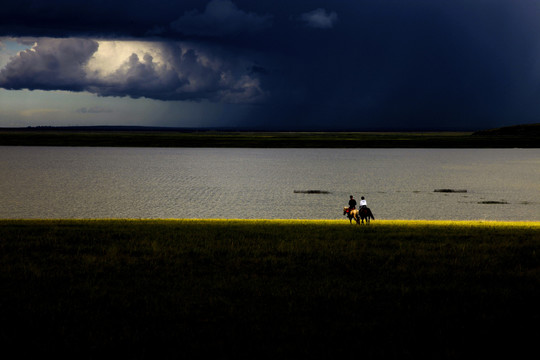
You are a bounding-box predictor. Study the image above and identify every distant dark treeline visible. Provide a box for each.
[472,123,540,137]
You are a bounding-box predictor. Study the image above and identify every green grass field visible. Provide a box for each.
[1,219,539,358]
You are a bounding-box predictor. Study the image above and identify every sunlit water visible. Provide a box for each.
[0,147,538,221]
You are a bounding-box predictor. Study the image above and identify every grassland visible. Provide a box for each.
[1,219,539,358]
[0,128,538,147]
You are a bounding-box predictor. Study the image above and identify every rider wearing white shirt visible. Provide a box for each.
[359,196,367,208]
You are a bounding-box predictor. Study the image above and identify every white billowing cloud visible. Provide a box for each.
[0,37,268,103]
[171,0,272,37]
[300,8,338,29]
[85,40,165,77]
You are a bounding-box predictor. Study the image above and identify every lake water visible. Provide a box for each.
[0,147,538,221]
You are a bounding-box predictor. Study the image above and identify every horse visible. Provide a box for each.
[358,206,375,224]
[343,207,360,224]
[343,207,375,225]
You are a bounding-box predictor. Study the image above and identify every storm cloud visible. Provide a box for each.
[0,38,98,91]
[0,38,267,103]
[171,0,273,37]
[1,0,540,130]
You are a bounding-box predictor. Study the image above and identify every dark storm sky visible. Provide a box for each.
[1,0,539,130]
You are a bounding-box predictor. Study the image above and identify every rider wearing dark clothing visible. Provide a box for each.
[348,195,357,211]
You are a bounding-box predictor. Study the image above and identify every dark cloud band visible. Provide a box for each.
[171,0,273,37]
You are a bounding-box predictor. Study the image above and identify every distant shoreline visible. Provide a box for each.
[0,124,538,148]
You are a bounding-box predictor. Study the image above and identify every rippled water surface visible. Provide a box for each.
[1,147,538,221]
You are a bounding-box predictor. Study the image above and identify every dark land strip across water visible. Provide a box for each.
[0,123,539,148]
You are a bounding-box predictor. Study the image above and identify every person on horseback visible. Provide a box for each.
[359,196,367,209]
[348,195,357,212]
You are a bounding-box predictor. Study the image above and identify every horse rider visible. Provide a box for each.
[359,196,367,209]
[348,195,357,212]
